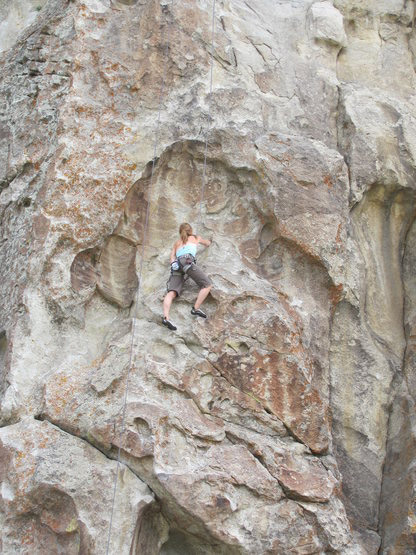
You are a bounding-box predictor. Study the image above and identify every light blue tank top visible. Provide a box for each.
[176,242,197,258]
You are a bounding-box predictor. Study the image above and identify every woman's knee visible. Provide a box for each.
[202,278,212,290]
[164,290,177,301]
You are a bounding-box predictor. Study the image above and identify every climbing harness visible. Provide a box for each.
[177,253,196,273]
[166,255,195,293]
[106,1,216,552]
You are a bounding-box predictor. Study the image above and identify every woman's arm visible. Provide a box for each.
[197,236,211,247]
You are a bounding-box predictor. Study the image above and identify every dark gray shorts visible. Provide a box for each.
[167,264,212,297]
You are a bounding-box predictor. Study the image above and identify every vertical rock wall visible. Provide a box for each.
[0,0,416,553]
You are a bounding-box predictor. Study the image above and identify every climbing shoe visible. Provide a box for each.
[162,317,177,331]
[191,307,207,318]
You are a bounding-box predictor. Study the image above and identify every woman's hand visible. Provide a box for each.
[198,236,211,247]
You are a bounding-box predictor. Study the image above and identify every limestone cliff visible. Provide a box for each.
[1,0,416,553]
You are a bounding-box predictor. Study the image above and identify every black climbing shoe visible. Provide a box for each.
[191,307,207,318]
[162,317,177,330]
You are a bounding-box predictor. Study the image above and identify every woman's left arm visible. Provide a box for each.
[197,236,211,247]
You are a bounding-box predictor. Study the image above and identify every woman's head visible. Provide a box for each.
[179,222,193,243]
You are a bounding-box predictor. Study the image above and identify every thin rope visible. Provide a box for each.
[105,3,174,553]
[198,0,216,231]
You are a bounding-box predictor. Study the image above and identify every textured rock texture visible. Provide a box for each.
[1,0,416,553]
[0,418,167,554]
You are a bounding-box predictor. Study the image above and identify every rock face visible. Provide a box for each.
[0,418,167,554]
[0,0,415,553]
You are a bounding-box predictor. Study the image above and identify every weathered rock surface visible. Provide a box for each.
[1,0,416,553]
[0,417,167,554]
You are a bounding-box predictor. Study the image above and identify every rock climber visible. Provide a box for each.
[162,222,212,330]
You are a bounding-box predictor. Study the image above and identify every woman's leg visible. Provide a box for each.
[194,285,212,310]
[163,290,177,319]
[187,265,212,312]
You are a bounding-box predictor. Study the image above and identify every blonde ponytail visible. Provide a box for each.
[179,222,193,244]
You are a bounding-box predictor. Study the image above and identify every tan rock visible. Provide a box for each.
[0,418,167,554]
[1,0,416,552]
[309,1,347,47]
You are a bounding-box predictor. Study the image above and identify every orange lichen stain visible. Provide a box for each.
[323,175,333,188]
[75,105,93,115]
[335,223,343,252]
[15,450,25,466]
[51,394,68,413]
[37,437,49,449]
[89,354,105,369]
[330,283,343,309]
[21,526,36,546]
[19,464,37,492]
[278,222,321,263]
[335,223,342,243]
[48,375,73,413]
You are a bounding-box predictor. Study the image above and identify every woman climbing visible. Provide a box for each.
[162,222,212,330]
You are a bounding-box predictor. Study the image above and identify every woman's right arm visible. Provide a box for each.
[197,236,211,247]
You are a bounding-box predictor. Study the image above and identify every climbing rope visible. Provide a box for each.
[105,1,216,552]
[105,2,174,552]
[198,0,216,231]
